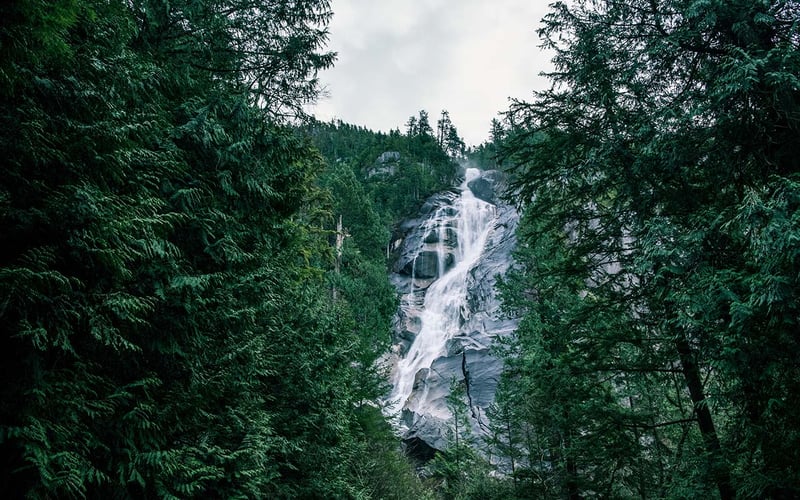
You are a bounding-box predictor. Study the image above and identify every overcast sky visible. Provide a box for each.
[311,1,555,147]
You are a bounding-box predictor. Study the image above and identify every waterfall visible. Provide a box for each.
[389,168,497,418]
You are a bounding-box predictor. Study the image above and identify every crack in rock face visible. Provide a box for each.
[383,167,519,459]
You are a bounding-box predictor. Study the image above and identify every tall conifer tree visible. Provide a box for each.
[497,0,800,497]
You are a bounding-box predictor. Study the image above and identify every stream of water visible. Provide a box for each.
[390,168,497,417]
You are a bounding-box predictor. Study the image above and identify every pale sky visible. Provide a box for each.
[311,1,555,147]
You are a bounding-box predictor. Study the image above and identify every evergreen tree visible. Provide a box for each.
[497,0,800,497]
[406,116,418,136]
[416,110,434,138]
[0,0,435,497]
[436,110,467,158]
[307,117,459,220]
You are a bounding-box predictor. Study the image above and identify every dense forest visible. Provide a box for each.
[489,0,800,498]
[0,0,453,497]
[1,0,799,499]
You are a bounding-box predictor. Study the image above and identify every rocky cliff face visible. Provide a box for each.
[384,168,518,459]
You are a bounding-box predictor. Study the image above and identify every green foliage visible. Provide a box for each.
[422,379,515,500]
[494,0,800,498]
[466,118,509,171]
[436,110,466,158]
[307,116,459,221]
[304,113,467,499]
[0,0,429,498]
[346,405,436,500]
[0,0,82,94]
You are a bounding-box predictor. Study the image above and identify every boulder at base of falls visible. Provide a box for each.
[401,412,450,453]
[392,346,507,458]
[402,437,438,463]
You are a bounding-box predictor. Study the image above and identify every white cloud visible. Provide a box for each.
[312,0,554,146]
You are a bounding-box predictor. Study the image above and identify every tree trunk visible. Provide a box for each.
[566,450,581,500]
[674,333,735,500]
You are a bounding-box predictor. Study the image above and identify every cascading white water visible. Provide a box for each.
[390,168,496,417]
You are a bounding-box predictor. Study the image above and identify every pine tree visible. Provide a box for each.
[497,0,800,497]
[0,0,398,497]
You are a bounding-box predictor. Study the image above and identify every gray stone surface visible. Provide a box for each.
[385,169,519,455]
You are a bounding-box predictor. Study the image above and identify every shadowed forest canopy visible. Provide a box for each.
[0,0,436,497]
[492,0,800,498]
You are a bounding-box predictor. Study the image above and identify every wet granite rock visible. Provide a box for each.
[385,169,519,457]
